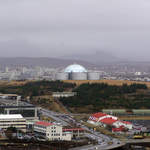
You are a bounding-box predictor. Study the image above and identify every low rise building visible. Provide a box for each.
[0,97,39,121]
[63,128,85,138]
[88,112,133,130]
[34,121,72,141]
[0,94,21,100]
[52,92,77,98]
[0,114,26,132]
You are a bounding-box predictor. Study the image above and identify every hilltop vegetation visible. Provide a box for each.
[0,80,76,97]
[61,83,149,113]
[0,80,150,113]
[0,80,76,113]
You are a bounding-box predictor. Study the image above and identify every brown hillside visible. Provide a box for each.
[64,80,150,88]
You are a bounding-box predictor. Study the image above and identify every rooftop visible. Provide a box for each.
[0,114,23,119]
[64,64,87,73]
[35,121,54,127]
[100,118,117,125]
[112,127,124,132]
[92,112,107,118]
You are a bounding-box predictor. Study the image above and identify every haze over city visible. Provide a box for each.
[0,0,150,61]
[1,1,150,150]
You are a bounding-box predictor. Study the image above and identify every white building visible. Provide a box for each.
[0,114,26,132]
[34,121,72,141]
[52,92,77,98]
[88,112,133,130]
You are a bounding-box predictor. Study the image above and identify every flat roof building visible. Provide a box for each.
[34,121,72,141]
[0,114,26,132]
[52,92,77,98]
[0,97,39,121]
[63,128,85,138]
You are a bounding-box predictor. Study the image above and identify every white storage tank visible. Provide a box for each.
[88,72,100,80]
[55,72,69,80]
[70,72,87,80]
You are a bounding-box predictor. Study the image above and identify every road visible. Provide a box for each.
[40,108,69,126]
[40,108,123,150]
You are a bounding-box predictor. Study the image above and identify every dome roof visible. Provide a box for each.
[64,64,87,73]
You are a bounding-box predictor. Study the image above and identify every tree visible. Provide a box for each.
[5,127,17,139]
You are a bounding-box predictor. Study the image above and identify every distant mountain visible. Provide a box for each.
[0,57,97,68]
[63,51,123,65]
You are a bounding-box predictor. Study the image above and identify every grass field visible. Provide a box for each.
[64,80,150,88]
[0,79,150,87]
[119,116,150,120]
[0,80,29,86]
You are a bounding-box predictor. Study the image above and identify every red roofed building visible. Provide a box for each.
[87,112,118,126]
[35,121,53,127]
[92,112,107,118]
[120,121,133,129]
[87,112,133,131]
[112,127,125,133]
[88,112,107,125]
[34,121,72,141]
[100,118,117,125]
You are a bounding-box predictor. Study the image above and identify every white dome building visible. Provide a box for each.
[64,64,87,80]
[55,63,100,80]
[64,64,87,73]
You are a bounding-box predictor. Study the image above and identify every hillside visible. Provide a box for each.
[61,83,150,113]
[0,57,96,68]
[0,80,150,114]
[64,80,150,88]
[0,80,76,97]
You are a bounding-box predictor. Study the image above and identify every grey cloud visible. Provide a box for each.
[0,0,150,60]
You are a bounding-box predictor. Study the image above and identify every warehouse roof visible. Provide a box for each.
[0,114,23,119]
[92,112,107,118]
[100,118,117,125]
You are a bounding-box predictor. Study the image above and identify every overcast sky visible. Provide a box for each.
[0,0,150,61]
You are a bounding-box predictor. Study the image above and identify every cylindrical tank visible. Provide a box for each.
[55,72,69,80]
[88,72,100,80]
[70,72,87,80]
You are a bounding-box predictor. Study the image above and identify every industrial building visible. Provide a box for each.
[0,105,39,121]
[55,64,100,80]
[0,97,39,121]
[87,112,133,130]
[34,121,72,141]
[0,94,21,100]
[0,114,26,132]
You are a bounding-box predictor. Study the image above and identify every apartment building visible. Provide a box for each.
[34,121,72,141]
